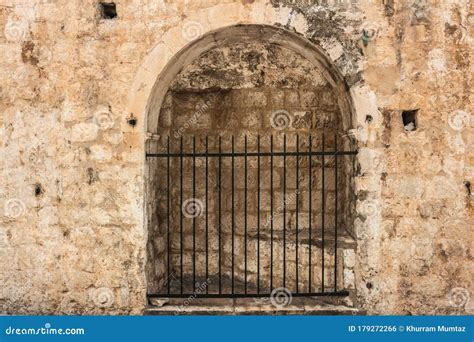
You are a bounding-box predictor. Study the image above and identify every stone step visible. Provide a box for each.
[144,297,364,315]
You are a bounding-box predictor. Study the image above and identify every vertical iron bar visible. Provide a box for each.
[334,133,338,292]
[257,135,261,294]
[192,136,196,292]
[283,134,286,288]
[308,135,312,293]
[167,136,170,294]
[180,136,184,294]
[205,136,209,294]
[218,136,222,294]
[244,135,248,294]
[321,133,325,293]
[231,136,235,294]
[270,135,274,291]
[295,134,299,293]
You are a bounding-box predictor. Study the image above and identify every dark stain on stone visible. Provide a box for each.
[21,41,39,66]
[87,167,99,185]
[381,109,393,147]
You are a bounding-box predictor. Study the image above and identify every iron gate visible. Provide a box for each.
[147,133,357,299]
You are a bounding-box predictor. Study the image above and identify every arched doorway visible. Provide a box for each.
[144,25,357,309]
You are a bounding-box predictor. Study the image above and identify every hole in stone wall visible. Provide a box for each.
[464,181,471,196]
[99,2,117,19]
[127,113,137,127]
[402,109,418,131]
[34,183,43,196]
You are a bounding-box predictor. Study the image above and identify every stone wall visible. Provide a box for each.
[0,0,472,314]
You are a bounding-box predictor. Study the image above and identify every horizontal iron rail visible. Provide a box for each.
[146,151,357,158]
[148,291,350,299]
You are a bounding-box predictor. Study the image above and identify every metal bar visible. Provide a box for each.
[218,136,222,294]
[257,135,261,294]
[283,134,286,289]
[205,136,209,294]
[231,135,235,294]
[321,133,325,293]
[295,134,299,293]
[179,136,184,294]
[308,135,312,293]
[167,136,170,294]
[244,135,248,294]
[147,151,357,158]
[192,135,196,291]
[149,291,350,299]
[270,135,274,291]
[334,132,338,292]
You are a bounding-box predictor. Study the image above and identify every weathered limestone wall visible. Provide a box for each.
[0,0,472,314]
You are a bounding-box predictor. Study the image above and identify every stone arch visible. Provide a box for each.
[138,23,364,299]
[143,24,355,138]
